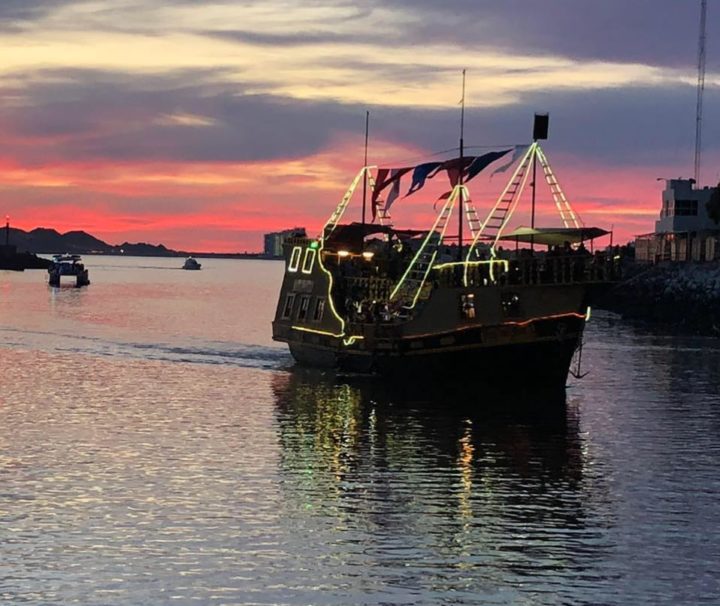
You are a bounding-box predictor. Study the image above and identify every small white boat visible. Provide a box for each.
[182,257,201,270]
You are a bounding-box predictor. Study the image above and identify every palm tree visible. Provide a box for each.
[707,182,720,225]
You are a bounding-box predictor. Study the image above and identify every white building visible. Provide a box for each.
[264,228,307,258]
[636,179,720,262]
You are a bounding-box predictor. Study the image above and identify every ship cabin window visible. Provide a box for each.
[313,297,326,321]
[297,295,311,321]
[288,246,302,272]
[302,248,317,274]
[673,199,698,216]
[281,294,296,319]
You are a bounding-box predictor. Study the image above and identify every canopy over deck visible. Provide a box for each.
[496,226,610,246]
[325,222,425,250]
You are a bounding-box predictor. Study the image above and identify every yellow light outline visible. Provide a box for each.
[288,245,302,272]
[301,248,317,274]
[315,167,376,346]
[322,166,375,238]
[434,259,509,283]
[489,147,535,255]
[410,250,438,308]
[534,145,581,228]
[390,185,463,305]
[464,143,535,284]
[291,325,344,338]
[316,237,347,336]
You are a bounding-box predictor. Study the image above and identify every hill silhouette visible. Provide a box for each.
[6,227,176,256]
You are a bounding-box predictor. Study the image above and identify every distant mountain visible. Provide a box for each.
[3,227,178,256]
[113,242,173,256]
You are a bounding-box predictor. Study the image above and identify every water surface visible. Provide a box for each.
[1,256,718,605]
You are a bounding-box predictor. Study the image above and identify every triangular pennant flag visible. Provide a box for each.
[372,167,411,220]
[384,168,411,211]
[405,162,443,197]
[433,190,452,211]
[465,149,512,183]
[441,156,476,187]
[371,168,390,219]
[490,145,528,179]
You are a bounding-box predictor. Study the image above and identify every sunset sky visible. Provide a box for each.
[1,0,718,252]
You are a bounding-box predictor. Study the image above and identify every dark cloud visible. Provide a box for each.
[5,1,716,71]
[205,29,375,47]
[0,68,359,164]
[1,67,718,173]
[200,1,715,71]
[0,0,78,28]
[380,83,719,169]
[377,0,711,69]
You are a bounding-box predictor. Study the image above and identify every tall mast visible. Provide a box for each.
[457,69,466,261]
[362,110,370,225]
[531,113,549,246]
[694,0,707,185]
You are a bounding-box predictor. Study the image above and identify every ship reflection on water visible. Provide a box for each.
[271,369,615,600]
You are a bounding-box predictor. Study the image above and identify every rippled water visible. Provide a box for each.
[1,257,719,605]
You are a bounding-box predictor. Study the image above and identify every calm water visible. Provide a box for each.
[1,256,719,605]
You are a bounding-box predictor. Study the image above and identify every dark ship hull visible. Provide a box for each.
[288,317,582,387]
[272,238,606,391]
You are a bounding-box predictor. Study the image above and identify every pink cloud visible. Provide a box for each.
[0,138,680,251]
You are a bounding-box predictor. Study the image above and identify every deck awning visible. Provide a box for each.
[495,226,610,246]
[325,222,425,250]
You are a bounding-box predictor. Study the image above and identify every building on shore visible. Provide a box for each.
[635,179,720,263]
[264,228,307,258]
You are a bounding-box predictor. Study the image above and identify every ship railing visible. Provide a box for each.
[342,276,394,303]
[336,275,424,327]
[433,254,621,287]
[285,237,313,247]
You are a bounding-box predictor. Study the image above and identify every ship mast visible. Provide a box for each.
[694,0,707,185]
[457,69,466,261]
[362,110,370,224]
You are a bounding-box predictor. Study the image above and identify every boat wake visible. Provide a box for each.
[0,327,292,370]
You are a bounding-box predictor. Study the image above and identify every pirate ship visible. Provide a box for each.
[272,115,619,389]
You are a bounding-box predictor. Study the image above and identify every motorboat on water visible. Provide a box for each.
[48,254,90,287]
[272,119,620,390]
[182,257,202,270]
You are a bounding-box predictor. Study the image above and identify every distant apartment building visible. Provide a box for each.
[636,179,720,263]
[264,227,307,258]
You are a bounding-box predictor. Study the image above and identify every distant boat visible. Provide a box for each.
[48,254,90,287]
[182,257,202,270]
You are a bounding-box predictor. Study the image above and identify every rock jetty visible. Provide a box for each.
[601,261,720,335]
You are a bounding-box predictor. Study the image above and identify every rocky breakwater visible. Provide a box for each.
[600,262,720,335]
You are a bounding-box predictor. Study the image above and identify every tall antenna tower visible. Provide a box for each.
[694,0,708,185]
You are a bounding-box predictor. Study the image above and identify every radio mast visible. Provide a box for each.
[694,0,707,185]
